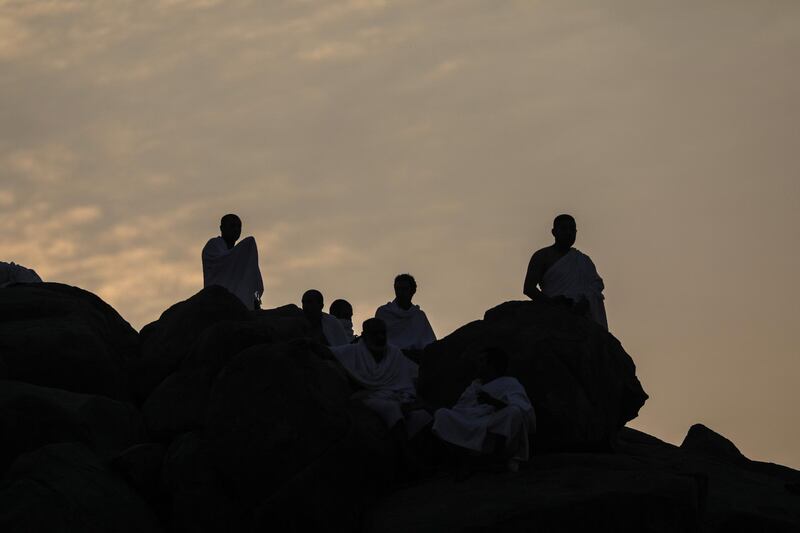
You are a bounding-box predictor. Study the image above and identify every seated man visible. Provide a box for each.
[330,318,431,438]
[432,347,535,473]
[523,214,608,330]
[202,214,264,310]
[329,298,356,343]
[302,289,349,347]
[0,261,42,287]
[375,273,436,360]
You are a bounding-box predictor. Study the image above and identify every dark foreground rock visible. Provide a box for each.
[367,426,800,533]
[167,341,396,532]
[0,442,163,533]
[0,379,146,474]
[420,300,648,451]
[2,287,798,533]
[0,283,139,401]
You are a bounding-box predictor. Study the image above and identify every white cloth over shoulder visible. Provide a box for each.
[337,318,355,343]
[0,261,43,288]
[321,313,350,346]
[541,248,608,330]
[330,340,430,435]
[375,301,436,351]
[433,377,535,461]
[202,236,264,310]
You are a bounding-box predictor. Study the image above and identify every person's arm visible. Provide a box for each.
[523,251,546,300]
[477,390,508,410]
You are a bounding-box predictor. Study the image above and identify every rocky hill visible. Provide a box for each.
[0,282,798,532]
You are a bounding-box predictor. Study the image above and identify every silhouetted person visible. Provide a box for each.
[0,261,42,287]
[432,347,535,474]
[202,214,264,310]
[329,318,431,438]
[329,298,355,343]
[375,274,436,361]
[302,289,349,346]
[523,214,608,329]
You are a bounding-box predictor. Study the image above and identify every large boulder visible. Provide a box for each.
[368,426,800,533]
[0,442,163,533]
[163,342,395,532]
[142,306,309,439]
[419,300,648,451]
[0,380,146,474]
[132,286,250,402]
[0,283,139,400]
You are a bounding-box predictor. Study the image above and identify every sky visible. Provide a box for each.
[1,0,798,468]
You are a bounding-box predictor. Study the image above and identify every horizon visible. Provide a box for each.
[1,1,798,469]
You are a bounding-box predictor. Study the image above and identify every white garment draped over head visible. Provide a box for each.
[330,340,430,434]
[541,248,608,330]
[321,313,350,346]
[0,261,43,287]
[432,376,536,461]
[202,236,264,310]
[375,301,436,351]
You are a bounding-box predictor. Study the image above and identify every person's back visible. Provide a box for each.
[0,261,42,287]
[375,273,436,357]
[302,289,349,346]
[523,214,608,329]
[202,213,264,310]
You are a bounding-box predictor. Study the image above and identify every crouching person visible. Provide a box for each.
[329,317,431,439]
[432,347,535,474]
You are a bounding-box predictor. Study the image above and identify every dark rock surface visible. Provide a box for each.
[0,442,163,533]
[367,427,800,533]
[419,300,648,451]
[0,283,139,400]
[2,287,798,533]
[132,286,250,402]
[0,379,146,474]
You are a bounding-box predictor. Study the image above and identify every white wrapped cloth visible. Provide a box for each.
[541,248,608,330]
[330,340,431,436]
[433,377,535,461]
[0,261,42,287]
[202,236,264,310]
[375,301,436,350]
[321,313,350,346]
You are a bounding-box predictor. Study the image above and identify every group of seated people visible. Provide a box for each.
[311,317,534,475]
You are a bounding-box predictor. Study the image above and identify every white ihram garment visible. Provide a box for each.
[540,248,608,330]
[375,301,436,351]
[433,377,535,461]
[321,313,350,346]
[202,236,264,310]
[330,340,431,436]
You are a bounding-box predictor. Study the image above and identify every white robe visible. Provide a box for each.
[541,248,608,330]
[0,261,43,287]
[432,377,535,461]
[321,313,350,346]
[330,340,431,436]
[337,318,355,343]
[375,301,436,351]
[202,236,264,310]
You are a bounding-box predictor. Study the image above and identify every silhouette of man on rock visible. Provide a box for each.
[523,214,608,329]
[202,213,264,310]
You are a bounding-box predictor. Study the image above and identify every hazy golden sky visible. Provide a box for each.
[1,0,798,467]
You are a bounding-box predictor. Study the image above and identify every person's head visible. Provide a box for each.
[329,299,353,320]
[301,289,324,319]
[362,318,387,357]
[393,273,417,308]
[220,214,242,246]
[477,346,510,382]
[552,214,577,250]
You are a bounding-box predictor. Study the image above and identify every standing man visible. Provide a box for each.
[523,214,608,330]
[202,213,264,310]
[375,273,436,361]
